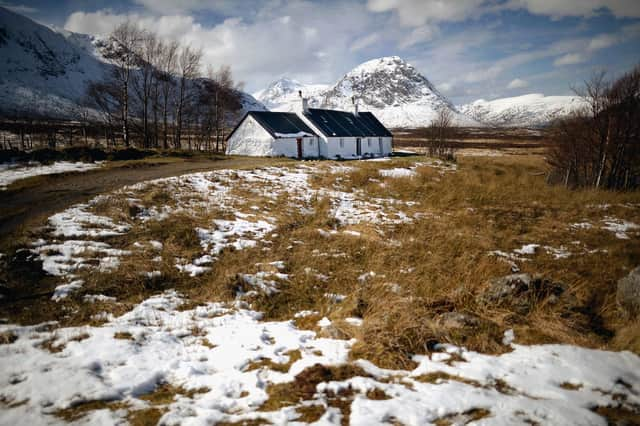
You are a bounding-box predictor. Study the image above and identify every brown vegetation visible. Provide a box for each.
[1,154,639,373]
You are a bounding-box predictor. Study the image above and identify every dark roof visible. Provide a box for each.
[303,108,392,138]
[227,111,318,140]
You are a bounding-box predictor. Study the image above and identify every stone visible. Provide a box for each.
[480,273,567,315]
[617,267,640,318]
[438,311,481,329]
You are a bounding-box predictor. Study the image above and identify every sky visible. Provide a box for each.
[2,0,640,104]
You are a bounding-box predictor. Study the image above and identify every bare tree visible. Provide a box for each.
[131,30,160,148]
[156,40,178,150]
[100,22,143,147]
[427,108,457,161]
[174,45,202,149]
[204,65,242,152]
[547,65,640,190]
[85,81,120,148]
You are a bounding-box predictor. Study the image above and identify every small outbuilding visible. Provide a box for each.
[226,95,393,159]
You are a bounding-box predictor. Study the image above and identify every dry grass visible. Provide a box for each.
[2,153,639,372]
[259,363,372,425]
[52,382,208,424]
[245,349,302,373]
[54,400,130,422]
[0,331,18,344]
[433,408,492,426]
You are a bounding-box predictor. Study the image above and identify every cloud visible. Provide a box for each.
[64,10,199,40]
[367,0,487,27]
[398,25,439,49]
[507,78,529,89]
[350,33,380,52]
[0,2,37,14]
[65,10,133,35]
[587,33,619,51]
[554,52,587,66]
[131,0,260,16]
[64,3,388,92]
[367,0,640,27]
[504,0,640,19]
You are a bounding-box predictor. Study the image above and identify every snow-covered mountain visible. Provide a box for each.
[459,94,586,128]
[0,7,108,118]
[0,7,265,120]
[255,56,478,128]
[253,78,328,111]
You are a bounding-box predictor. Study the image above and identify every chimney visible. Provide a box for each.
[300,90,309,113]
[352,96,359,116]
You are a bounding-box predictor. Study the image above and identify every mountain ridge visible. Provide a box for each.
[255,56,478,128]
[458,93,586,128]
[256,56,585,128]
[0,6,265,120]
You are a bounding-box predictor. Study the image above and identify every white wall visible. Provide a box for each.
[326,136,393,159]
[272,137,320,158]
[327,137,357,159]
[226,115,274,156]
[382,136,393,155]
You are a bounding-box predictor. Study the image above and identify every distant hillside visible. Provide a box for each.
[459,94,586,128]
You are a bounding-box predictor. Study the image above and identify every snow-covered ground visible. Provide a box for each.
[2,161,639,424]
[0,161,102,190]
[1,290,638,424]
[30,164,421,299]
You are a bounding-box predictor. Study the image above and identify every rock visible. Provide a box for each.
[480,273,567,314]
[318,324,350,340]
[483,273,533,302]
[438,311,481,329]
[617,267,640,318]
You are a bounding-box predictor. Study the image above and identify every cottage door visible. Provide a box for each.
[296,138,303,159]
[378,137,383,154]
[356,138,362,156]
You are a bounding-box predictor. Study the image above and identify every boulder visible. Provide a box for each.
[438,311,481,329]
[617,267,640,318]
[480,273,567,314]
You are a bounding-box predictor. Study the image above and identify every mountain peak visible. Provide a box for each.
[323,55,454,114]
[263,77,304,95]
[348,56,408,76]
[255,55,477,128]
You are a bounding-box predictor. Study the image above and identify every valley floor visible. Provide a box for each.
[1,154,639,425]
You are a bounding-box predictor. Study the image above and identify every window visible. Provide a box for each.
[308,139,313,146]
[367,138,371,147]
[339,138,344,148]
[378,137,382,143]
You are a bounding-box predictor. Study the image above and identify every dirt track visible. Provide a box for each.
[0,156,287,243]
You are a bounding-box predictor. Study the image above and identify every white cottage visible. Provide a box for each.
[226,97,393,159]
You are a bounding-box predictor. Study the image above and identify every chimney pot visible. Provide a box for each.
[298,90,302,98]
